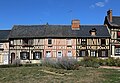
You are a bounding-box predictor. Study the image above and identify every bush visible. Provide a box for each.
[12,59,21,66]
[42,58,79,70]
[22,63,41,67]
[79,57,100,68]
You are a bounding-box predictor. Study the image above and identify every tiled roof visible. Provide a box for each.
[104,16,120,26]
[0,30,11,42]
[111,16,120,26]
[9,25,110,38]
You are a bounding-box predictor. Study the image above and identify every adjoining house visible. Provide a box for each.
[77,25,110,58]
[8,20,110,64]
[104,9,120,58]
[0,30,11,65]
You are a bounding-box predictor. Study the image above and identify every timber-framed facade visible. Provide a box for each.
[0,9,120,64]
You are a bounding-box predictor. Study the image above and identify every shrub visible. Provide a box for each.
[12,59,21,66]
[22,63,41,67]
[41,57,79,70]
[57,58,79,70]
[79,57,100,68]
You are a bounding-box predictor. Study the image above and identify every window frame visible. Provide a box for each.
[101,39,106,46]
[48,38,52,44]
[66,39,72,45]
[115,46,120,56]
[67,51,72,57]
[81,39,87,46]
[117,31,120,38]
[0,43,3,49]
[33,52,42,60]
[79,50,87,57]
[20,52,29,60]
[46,51,51,58]
[98,50,108,57]
[90,50,96,57]
[57,51,62,58]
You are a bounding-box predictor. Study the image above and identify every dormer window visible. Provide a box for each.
[89,28,97,36]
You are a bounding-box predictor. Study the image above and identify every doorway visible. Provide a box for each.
[11,53,15,63]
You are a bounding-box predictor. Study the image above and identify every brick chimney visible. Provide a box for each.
[107,9,112,22]
[71,19,80,30]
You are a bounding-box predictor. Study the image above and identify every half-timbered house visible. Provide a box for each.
[8,20,110,64]
[104,9,120,58]
[0,30,10,64]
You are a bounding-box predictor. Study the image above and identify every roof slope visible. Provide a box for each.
[104,16,120,27]
[9,25,110,38]
[0,30,11,42]
[111,16,120,26]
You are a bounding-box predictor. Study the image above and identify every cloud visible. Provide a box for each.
[90,0,109,8]
[95,2,105,7]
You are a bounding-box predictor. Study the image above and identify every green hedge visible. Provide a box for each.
[79,57,120,67]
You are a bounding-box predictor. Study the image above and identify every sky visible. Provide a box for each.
[0,0,120,30]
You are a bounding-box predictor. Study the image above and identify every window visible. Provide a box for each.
[0,43,3,49]
[67,39,72,45]
[67,51,72,57]
[46,51,51,57]
[98,50,108,57]
[33,52,42,60]
[117,32,120,38]
[81,39,87,45]
[79,50,87,57]
[23,39,28,45]
[48,38,52,44]
[57,51,62,58]
[22,39,33,45]
[91,51,96,57]
[29,39,33,45]
[10,40,14,45]
[101,39,106,46]
[20,52,29,60]
[115,47,120,55]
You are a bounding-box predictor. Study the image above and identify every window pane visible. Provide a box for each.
[81,39,87,45]
[33,52,42,60]
[48,39,52,44]
[117,32,120,38]
[67,39,72,45]
[46,51,51,57]
[20,52,29,60]
[115,48,120,55]
[23,39,28,45]
[101,39,106,45]
[102,51,106,56]
[91,51,96,57]
[81,51,85,56]
[57,51,62,58]
[67,51,72,57]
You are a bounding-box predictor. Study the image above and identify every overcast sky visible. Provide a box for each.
[0,0,120,30]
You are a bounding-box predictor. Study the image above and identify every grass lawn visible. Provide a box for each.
[0,66,120,83]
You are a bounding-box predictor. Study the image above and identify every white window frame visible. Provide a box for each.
[115,48,120,55]
[67,39,72,45]
[46,51,51,57]
[57,51,62,58]
[0,43,3,48]
[67,51,72,57]
[91,51,96,57]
